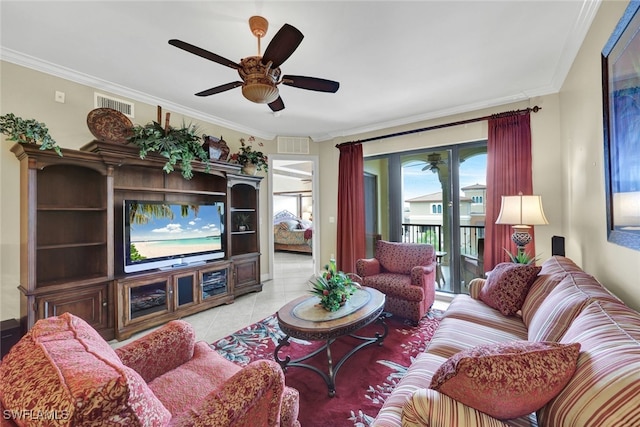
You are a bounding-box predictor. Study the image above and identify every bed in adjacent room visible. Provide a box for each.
[273,210,312,254]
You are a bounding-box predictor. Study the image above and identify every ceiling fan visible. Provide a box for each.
[168,16,340,112]
[422,153,447,173]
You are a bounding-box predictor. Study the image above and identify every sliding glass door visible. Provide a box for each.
[364,141,487,295]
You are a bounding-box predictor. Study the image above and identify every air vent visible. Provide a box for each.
[94,93,135,118]
[277,136,310,154]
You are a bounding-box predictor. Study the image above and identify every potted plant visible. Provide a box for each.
[128,117,210,180]
[229,136,268,175]
[0,113,62,156]
[310,259,361,311]
[504,248,539,265]
[235,213,251,231]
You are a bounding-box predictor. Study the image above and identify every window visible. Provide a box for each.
[364,141,487,295]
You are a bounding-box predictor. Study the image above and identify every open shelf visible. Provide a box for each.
[36,245,108,285]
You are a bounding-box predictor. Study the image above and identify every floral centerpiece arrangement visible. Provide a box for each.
[310,259,361,312]
[230,136,268,174]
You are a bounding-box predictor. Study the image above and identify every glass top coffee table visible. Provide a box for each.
[274,287,388,397]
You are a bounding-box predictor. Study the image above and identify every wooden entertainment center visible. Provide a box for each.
[12,141,262,341]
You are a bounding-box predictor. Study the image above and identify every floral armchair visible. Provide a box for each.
[0,313,300,427]
[356,240,436,323]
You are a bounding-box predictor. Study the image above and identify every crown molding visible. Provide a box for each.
[1,48,278,140]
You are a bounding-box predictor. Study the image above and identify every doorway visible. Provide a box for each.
[269,156,318,281]
[364,141,487,294]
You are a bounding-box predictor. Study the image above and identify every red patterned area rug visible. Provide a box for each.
[210,310,442,427]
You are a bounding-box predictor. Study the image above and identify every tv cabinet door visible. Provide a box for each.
[199,265,230,302]
[174,271,197,309]
[120,277,171,327]
[36,283,112,340]
[233,254,262,296]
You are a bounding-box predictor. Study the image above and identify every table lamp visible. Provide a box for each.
[495,192,549,254]
[613,191,640,230]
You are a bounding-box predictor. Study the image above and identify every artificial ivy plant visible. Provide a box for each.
[128,119,210,180]
[0,113,62,156]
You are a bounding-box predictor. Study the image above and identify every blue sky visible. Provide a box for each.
[402,154,487,202]
[131,204,223,242]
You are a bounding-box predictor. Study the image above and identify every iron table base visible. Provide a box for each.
[274,313,389,397]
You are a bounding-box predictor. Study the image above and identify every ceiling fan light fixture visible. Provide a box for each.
[242,83,279,104]
[239,56,281,103]
[427,153,442,163]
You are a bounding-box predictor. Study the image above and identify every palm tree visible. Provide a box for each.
[129,202,174,225]
[128,202,200,225]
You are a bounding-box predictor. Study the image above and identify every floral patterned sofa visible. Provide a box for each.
[373,256,640,426]
[356,240,436,323]
[0,313,300,427]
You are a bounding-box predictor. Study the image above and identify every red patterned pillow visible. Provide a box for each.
[429,341,581,420]
[479,262,541,315]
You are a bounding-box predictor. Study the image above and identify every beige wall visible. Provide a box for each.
[559,0,640,310]
[2,0,639,322]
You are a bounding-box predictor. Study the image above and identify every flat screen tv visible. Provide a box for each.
[124,200,225,273]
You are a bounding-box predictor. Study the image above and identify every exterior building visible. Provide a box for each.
[404,184,486,227]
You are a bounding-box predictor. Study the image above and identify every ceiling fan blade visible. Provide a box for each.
[169,39,240,69]
[268,97,285,112]
[261,24,304,68]
[282,75,340,93]
[195,82,243,97]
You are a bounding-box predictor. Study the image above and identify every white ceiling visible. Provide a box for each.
[1,1,600,142]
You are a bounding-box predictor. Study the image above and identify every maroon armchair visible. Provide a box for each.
[355,240,437,323]
[0,313,300,427]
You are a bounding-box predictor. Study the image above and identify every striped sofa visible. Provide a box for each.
[373,256,640,426]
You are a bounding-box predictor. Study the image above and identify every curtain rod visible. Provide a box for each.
[335,106,541,148]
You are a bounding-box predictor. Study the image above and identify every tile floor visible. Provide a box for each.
[110,252,449,349]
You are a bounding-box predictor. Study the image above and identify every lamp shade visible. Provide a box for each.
[613,191,640,226]
[495,194,549,226]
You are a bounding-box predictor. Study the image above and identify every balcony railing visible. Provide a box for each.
[401,224,485,256]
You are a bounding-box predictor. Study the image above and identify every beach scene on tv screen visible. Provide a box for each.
[129,203,223,261]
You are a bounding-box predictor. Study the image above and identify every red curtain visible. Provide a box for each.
[484,112,534,271]
[337,143,366,273]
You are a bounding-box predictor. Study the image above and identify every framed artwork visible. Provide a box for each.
[602,1,640,251]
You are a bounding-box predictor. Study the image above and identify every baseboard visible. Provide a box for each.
[435,291,455,303]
